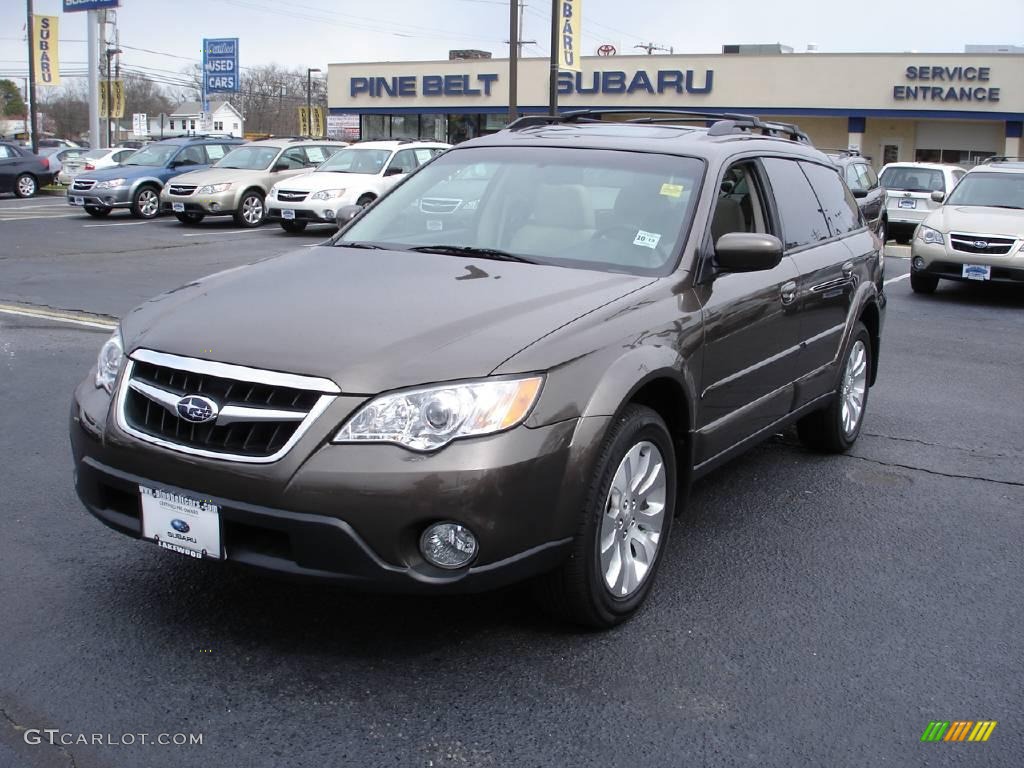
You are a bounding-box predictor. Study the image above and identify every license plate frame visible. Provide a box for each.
[282,209,296,220]
[962,264,991,281]
[897,198,917,210]
[171,202,185,213]
[71,196,84,206]
[139,485,223,560]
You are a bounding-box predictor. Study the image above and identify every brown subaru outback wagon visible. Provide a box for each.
[71,110,886,628]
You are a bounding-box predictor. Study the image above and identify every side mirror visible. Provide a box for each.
[273,162,290,172]
[851,188,868,199]
[384,167,404,177]
[334,204,363,226]
[714,233,784,273]
[930,190,945,203]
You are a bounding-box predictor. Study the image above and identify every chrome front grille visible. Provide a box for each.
[116,349,339,463]
[419,197,462,214]
[168,184,197,196]
[73,179,96,191]
[950,233,1016,255]
[276,190,309,202]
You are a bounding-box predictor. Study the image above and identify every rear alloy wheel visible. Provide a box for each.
[84,205,111,218]
[536,404,676,628]
[234,191,265,227]
[877,218,887,244]
[910,271,939,294]
[174,211,205,225]
[798,321,871,453]
[280,220,308,233]
[130,186,160,219]
[14,174,37,198]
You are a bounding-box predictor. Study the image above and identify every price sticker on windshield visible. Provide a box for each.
[660,183,684,198]
[633,230,662,249]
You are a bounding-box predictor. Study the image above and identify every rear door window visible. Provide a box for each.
[761,157,831,249]
[800,161,863,235]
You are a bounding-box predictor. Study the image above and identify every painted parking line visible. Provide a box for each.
[0,213,82,222]
[0,202,74,210]
[0,303,118,330]
[182,229,268,237]
[83,221,154,228]
[884,273,911,285]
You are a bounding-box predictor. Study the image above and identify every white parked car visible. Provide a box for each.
[58,147,137,185]
[266,140,450,232]
[909,160,1024,294]
[878,162,966,244]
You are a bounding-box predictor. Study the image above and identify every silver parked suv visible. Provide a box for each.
[160,138,348,227]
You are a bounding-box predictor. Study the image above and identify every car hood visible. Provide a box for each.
[925,205,1024,238]
[168,167,267,185]
[83,164,162,181]
[120,246,654,394]
[276,170,376,192]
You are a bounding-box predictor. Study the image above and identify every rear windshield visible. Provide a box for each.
[880,166,945,193]
[945,172,1024,209]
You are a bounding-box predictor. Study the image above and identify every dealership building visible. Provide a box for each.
[327,50,1023,167]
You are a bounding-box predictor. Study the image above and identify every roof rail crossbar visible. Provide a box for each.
[981,155,1024,164]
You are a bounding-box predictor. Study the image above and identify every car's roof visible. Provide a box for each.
[879,162,963,172]
[460,121,828,164]
[242,138,349,150]
[348,140,449,150]
[965,162,1024,174]
[157,136,244,146]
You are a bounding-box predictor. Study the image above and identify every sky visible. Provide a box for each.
[1,0,1022,95]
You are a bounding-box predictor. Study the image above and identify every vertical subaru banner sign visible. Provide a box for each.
[203,38,240,94]
[559,0,582,73]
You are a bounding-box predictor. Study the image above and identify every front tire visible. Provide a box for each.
[14,173,37,198]
[798,321,871,453]
[910,271,938,294]
[356,193,376,207]
[536,404,676,629]
[280,220,308,233]
[130,185,161,219]
[234,191,265,227]
[174,211,205,225]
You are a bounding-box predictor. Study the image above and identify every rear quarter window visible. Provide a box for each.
[800,161,863,235]
[761,157,831,249]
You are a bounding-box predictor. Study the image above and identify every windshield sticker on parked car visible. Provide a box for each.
[660,183,684,198]
[633,230,662,249]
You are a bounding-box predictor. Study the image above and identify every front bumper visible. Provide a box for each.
[266,199,344,224]
[911,236,1024,285]
[67,186,132,209]
[160,189,238,216]
[71,376,602,593]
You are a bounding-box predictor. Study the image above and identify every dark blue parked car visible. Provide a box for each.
[66,136,243,219]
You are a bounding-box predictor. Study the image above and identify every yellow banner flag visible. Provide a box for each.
[99,80,125,118]
[33,15,60,86]
[298,107,310,136]
[558,0,582,73]
[311,107,325,138]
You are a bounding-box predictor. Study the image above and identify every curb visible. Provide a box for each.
[40,187,68,197]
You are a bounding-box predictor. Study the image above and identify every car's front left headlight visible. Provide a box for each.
[311,188,346,201]
[94,178,126,189]
[333,376,544,452]
[95,328,124,394]
[917,225,944,245]
[197,182,232,195]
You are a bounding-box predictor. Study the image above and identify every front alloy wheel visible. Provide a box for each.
[14,174,37,198]
[235,192,265,227]
[131,186,160,219]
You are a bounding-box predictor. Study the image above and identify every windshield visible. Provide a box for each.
[945,172,1024,209]
[318,148,391,174]
[880,166,945,193]
[123,144,178,167]
[337,146,703,275]
[215,146,280,170]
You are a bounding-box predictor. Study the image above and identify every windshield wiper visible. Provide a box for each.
[987,204,1024,210]
[337,241,386,249]
[406,245,538,263]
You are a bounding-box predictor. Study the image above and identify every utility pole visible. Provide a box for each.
[25,0,38,153]
[87,10,99,149]
[634,42,673,55]
[508,0,518,123]
[548,0,558,115]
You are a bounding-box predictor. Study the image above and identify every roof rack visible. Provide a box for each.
[980,155,1024,164]
[820,147,863,157]
[505,108,811,143]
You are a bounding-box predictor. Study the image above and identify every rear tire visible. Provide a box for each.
[910,271,939,294]
[877,217,887,243]
[280,220,308,233]
[174,211,205,225]
[14,173,37,198]
[356,193,376,207]
[130,185,160,219]
[798,322,871,453]
[84,205,111,218]
[535,404,676,629]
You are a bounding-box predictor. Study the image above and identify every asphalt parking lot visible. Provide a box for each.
[1,195,1021,768]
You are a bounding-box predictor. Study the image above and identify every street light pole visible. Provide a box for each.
[306,67,321,137]
[508,0,518,124]
[26,0,38,154]
[548,0,559,115]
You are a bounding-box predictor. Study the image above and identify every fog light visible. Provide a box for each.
[323,209,335,220]
[913,256,925,270]
[420,522,478,569]
[211,203,221,212]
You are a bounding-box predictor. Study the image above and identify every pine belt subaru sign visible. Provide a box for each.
[203,38,239,94]
[62,0,120,10]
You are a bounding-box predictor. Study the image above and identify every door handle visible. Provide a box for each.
[780,280,797,305]
[841,261,854,279]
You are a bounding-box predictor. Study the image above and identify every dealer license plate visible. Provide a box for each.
[172,202,185,213]
[71,196,84,206]
[282,209,295,220]
[898,199,917,209]
[962,264,991,281]
[140,485,222,559]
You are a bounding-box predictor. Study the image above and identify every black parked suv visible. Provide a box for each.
[71,110,885,628]
[827,149,884,236]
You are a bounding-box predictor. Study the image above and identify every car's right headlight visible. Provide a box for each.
[333,376,543,452]
[94,178,126,189]
[95,328,124,394]
[311,188,346,201]
[917,225,944,245]
[197,182,232,195]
